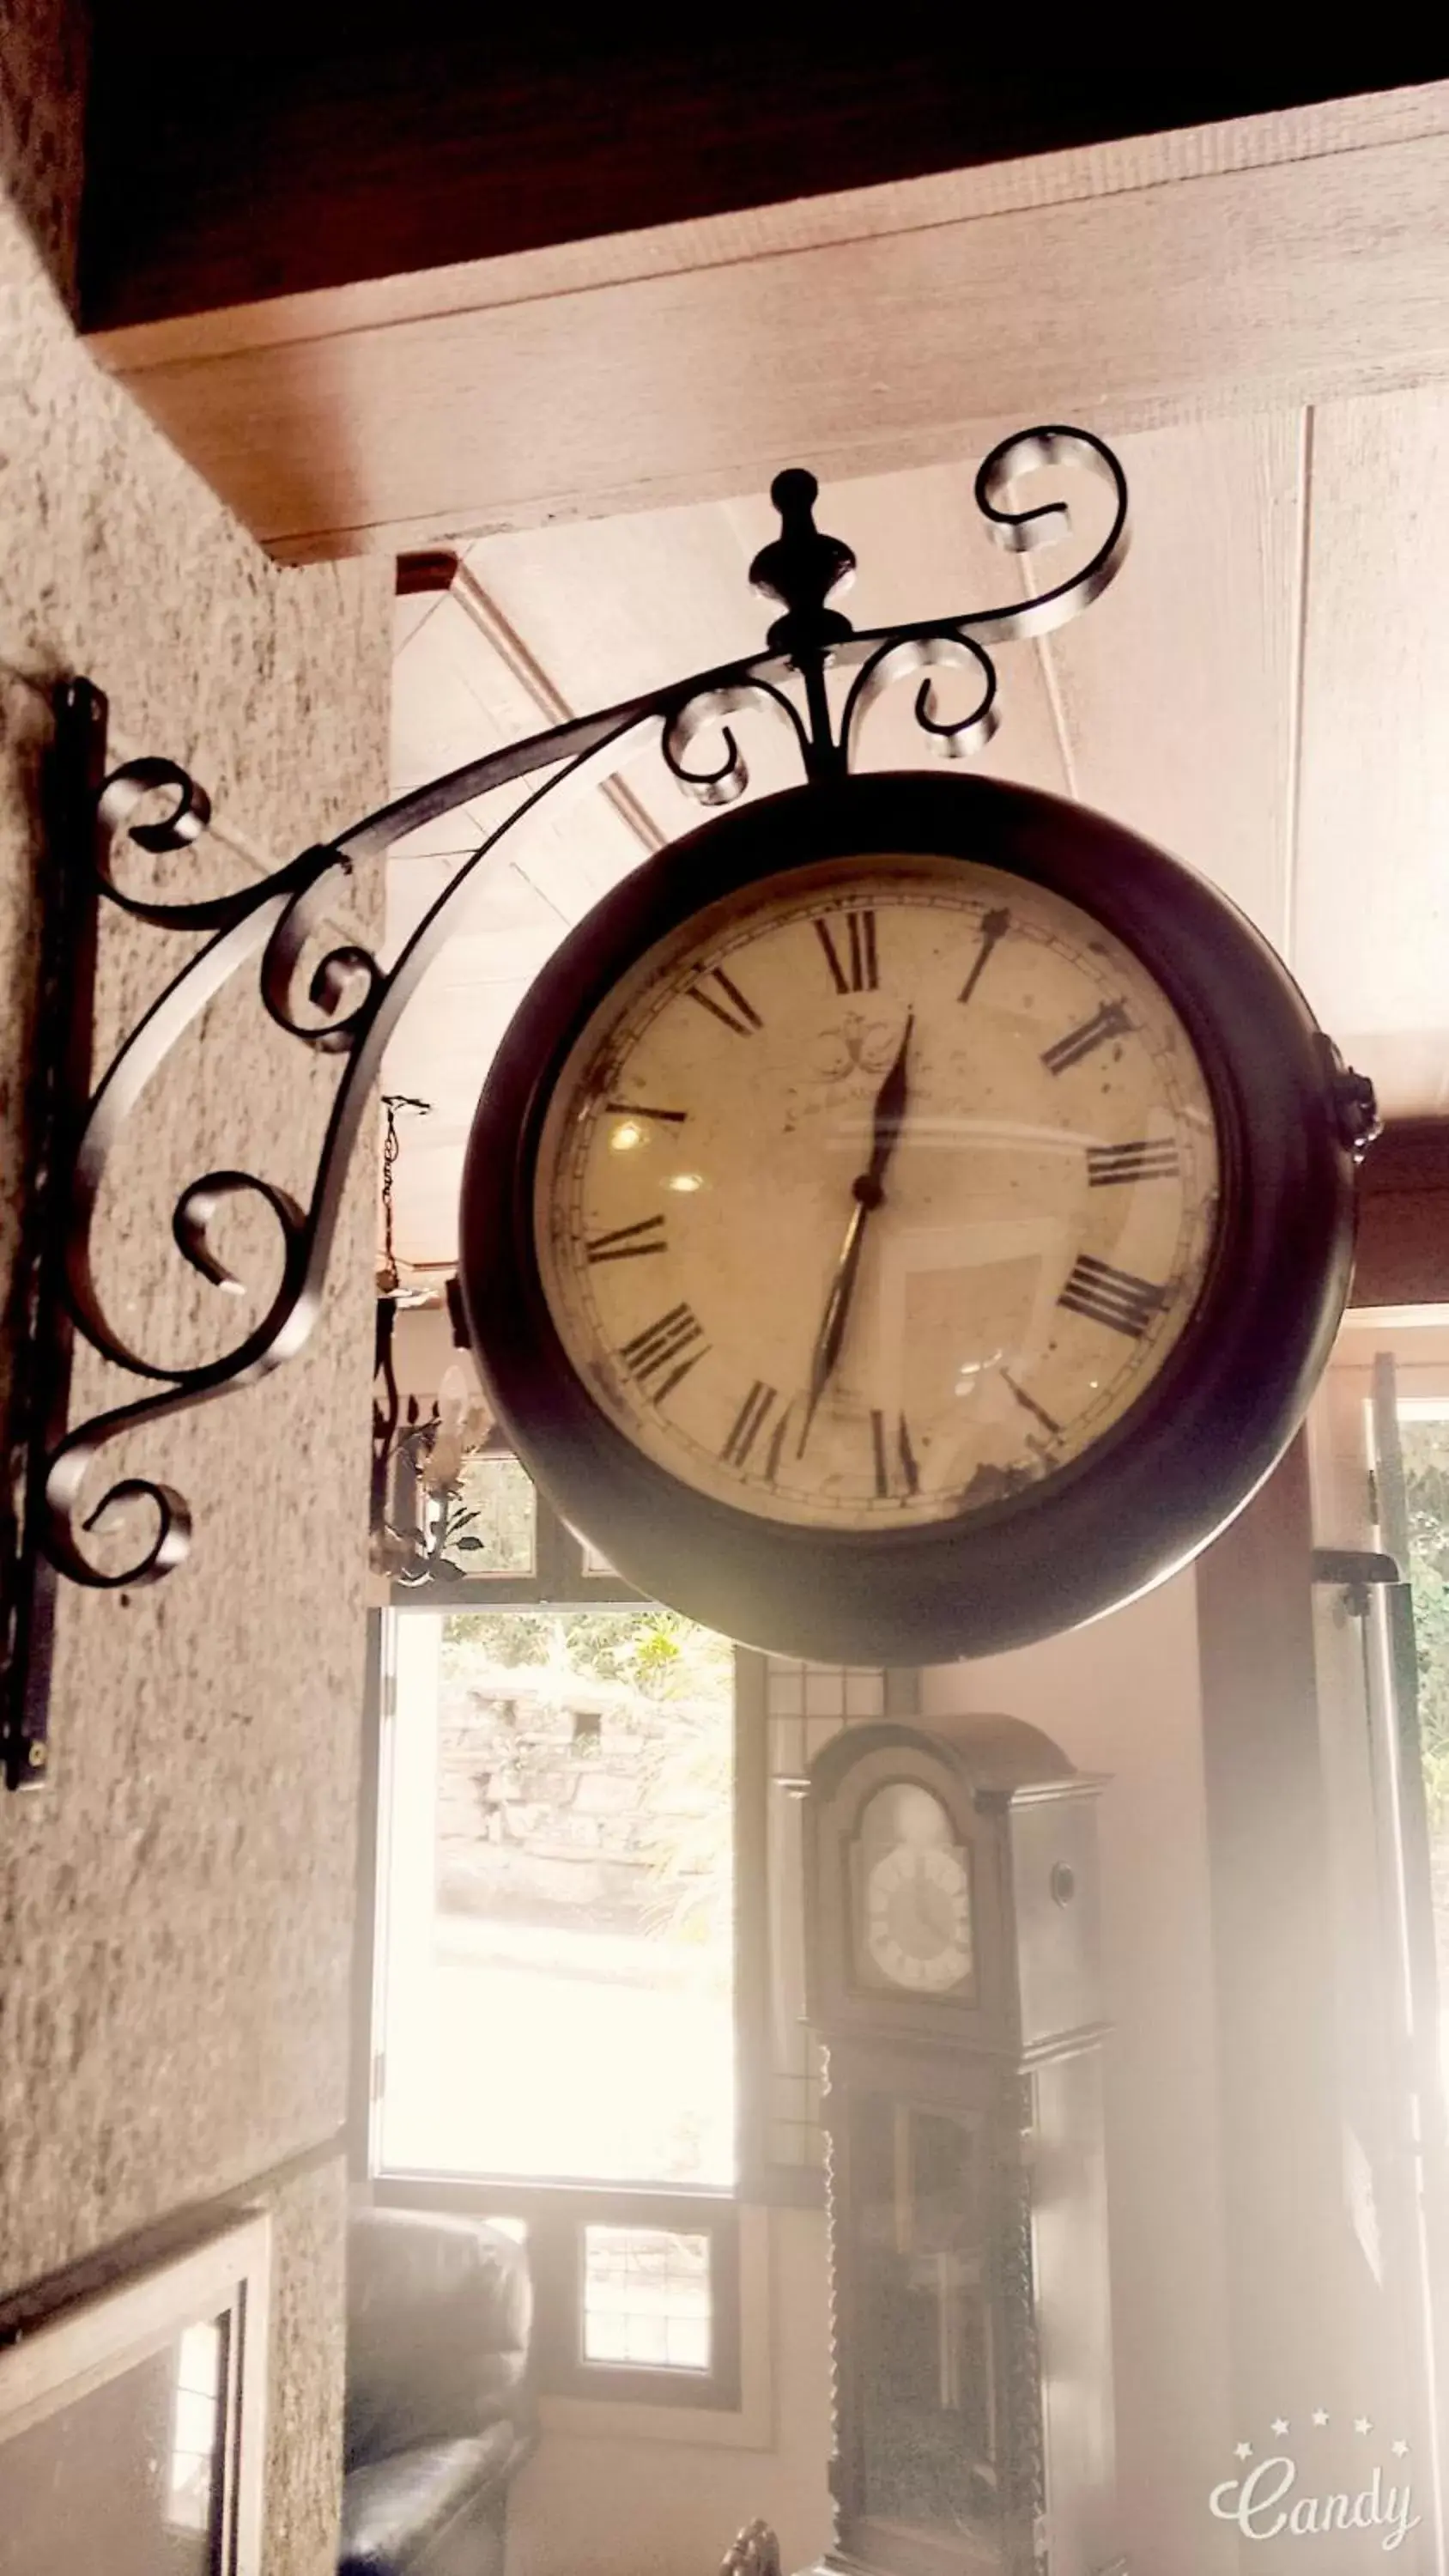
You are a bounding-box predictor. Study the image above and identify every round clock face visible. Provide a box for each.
[534,849,1220,1530]
[858,1783,972,1994]
[461,773,1360,1662]
[865,1843,972,1990]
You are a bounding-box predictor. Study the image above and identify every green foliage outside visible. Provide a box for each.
[1400,1418,1449,1828]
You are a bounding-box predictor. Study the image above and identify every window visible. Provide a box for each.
[357,1469,764,2408]
[354,1457,913,2410]
[1387,1389,1449,2108]
[375,1604,739,2190]
[582,2227,712,2370]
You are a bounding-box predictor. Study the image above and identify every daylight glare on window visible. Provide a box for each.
[378,1607,737,2187]
[1396,1409,1449,2110]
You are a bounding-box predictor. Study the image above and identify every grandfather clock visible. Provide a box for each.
[801,1717,1123,2576]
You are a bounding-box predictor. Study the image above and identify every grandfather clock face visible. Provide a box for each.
[853,1783,973,1996]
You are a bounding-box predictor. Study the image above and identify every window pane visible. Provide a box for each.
[582,2227,712,2371]
[434,1452,536,1577]
[378,1607,736,2185]
[1394,1413,1449,2106]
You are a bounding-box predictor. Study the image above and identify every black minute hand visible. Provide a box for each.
[798,1012,914,1455]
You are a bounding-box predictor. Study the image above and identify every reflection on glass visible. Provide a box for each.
[167,2319,224,2535]
[852,2094,1000,2546]
[0,2328,223,2576]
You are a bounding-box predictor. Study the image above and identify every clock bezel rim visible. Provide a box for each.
[458,769,1357,1664]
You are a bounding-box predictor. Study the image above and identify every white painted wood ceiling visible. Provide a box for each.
[384,392,1449,1268]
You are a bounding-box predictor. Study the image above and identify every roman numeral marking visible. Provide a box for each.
[815,908,879,993]
[686,967,762,1036]
[604,1101,688,1125]
[585,1213,667,1263]
[720,1380,779,1470]
[1041,999,1131,1076]
[1087,1137,1181,1188]
[618,1303,707,1397]
[870,1409,920,1498]
[958,906,1010,1008]
[1058,1256,1167,1340]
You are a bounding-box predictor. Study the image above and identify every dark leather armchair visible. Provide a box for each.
[340,2208,536,2576]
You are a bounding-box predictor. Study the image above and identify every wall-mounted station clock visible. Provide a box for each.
[460,769,1373,1663]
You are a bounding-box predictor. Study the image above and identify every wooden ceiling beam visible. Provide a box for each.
[76,60,1449,561]
[80,39,1436,331]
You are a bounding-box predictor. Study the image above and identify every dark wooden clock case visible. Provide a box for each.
[802,1717,1124,2576]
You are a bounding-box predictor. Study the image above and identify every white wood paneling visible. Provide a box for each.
[91,91,1449,559]
[385,386,1449,1261]
[1295,386,1449,1113]
[1045,413,1304,945]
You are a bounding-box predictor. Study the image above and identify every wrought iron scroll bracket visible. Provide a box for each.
[0,426,1128,1786]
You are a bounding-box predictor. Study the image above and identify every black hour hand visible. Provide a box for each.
[858,1011,913,1208]
[798,1012,914,1451]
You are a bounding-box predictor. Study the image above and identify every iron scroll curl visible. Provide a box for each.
[30,427,1130,1591]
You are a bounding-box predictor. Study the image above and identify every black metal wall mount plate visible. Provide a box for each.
[3,682,106,1788]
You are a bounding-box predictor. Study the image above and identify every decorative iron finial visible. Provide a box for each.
[749,469,856,659]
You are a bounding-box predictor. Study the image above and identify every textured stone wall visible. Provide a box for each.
[0,14,392,2570]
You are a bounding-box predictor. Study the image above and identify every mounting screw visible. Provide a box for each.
[27,1741,45,1769]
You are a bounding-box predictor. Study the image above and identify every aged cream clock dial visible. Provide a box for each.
[460,773,1366,1662]
[532,849,1218,1530]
